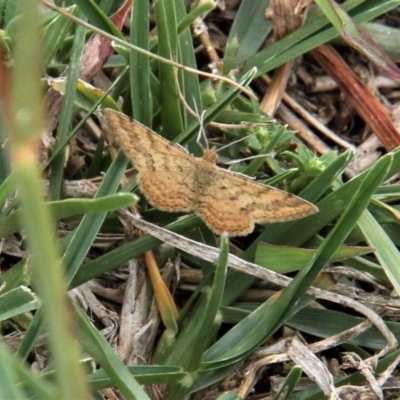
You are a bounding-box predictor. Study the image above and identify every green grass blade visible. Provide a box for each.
[175,0,203,130]
[358,210,400,295]
[89,365,186,389]
[0,193,137,238]
[75,306,150,400]
[6,2,88,398]
[226,0,273,66]
[73,0,124,40]
[62,152,128,283]
[130,0,152,125]
[0,287,38,320]
[41,5,77,66]
[16,308,44,362]
[0,341,35,400]
[154,0,183,137]
[163,235,230,397]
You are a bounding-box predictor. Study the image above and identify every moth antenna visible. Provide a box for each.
[216,131,259,153]
[223,151,276,165]
[194,106,209,150]
[173,75,208,151]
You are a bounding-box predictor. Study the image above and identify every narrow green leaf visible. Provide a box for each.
[0,287,39,321]
[358,210,400,295]
[75,306,150,400]
[89,365,186,389]
[73,0,125,40]
[226,0,273,67]
[130,0,152,125]
[154,0,183,137]
[41,5,77,66]
[273,366,302,400]
[255,243,373,273]
[0,193,137,239]
[62,152,129,284]
[0,341,37,400]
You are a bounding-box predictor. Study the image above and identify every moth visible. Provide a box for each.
[103,109,318,236]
